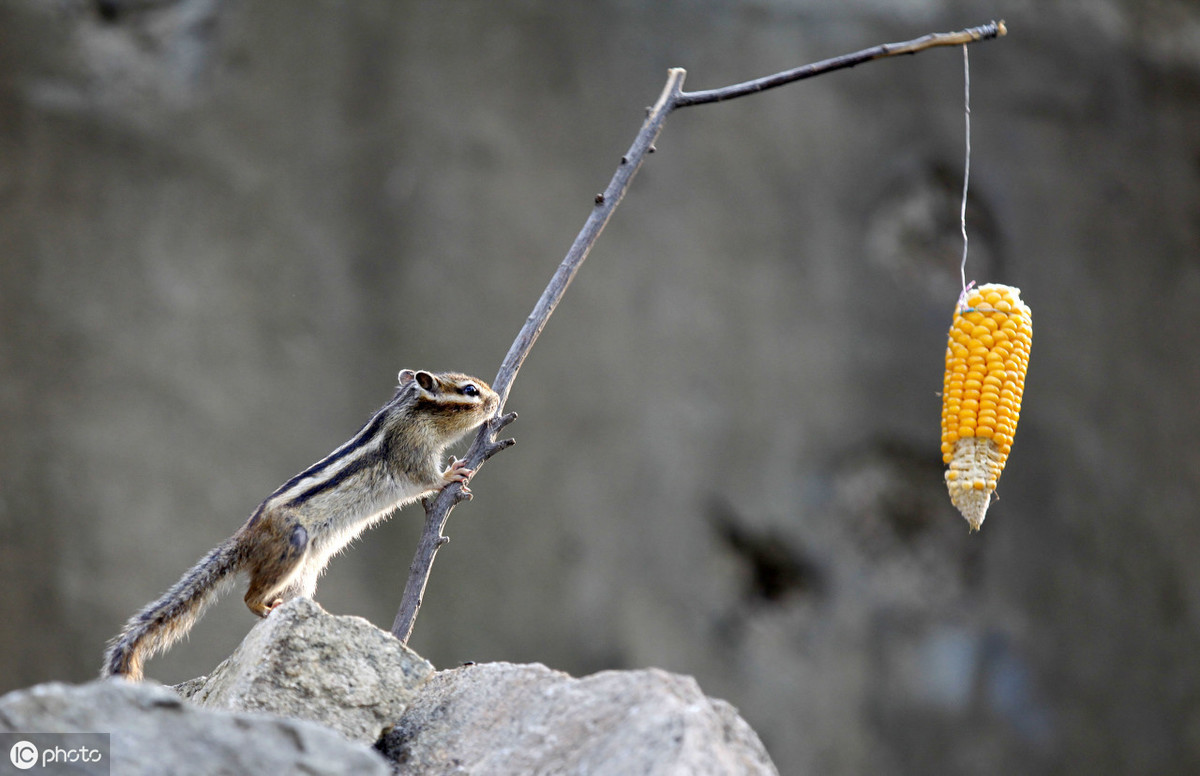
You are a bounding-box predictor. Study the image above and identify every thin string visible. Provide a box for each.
[958,43,971,300]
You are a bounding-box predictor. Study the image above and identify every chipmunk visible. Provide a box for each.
[103,369,499,681]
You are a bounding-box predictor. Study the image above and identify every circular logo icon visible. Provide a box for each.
[9,740,38,770]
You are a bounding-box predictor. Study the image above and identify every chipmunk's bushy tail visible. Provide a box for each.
[102,540,241,681]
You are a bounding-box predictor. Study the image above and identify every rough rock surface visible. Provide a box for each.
[379,661,778,775]
[1,602,777,774]
[0,680,390,776]
[175,597,434,744]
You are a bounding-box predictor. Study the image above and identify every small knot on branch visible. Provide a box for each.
[489,411,519,434]
[478,412,518,463]
[482,437,517,463]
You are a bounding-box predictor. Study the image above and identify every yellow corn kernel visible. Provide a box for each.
[941,284,1032,530]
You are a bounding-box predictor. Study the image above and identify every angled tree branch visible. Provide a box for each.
[673,20,1005,107]
[391,20,1007,643]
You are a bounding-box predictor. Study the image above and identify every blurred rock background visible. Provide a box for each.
[2,1,1198,773]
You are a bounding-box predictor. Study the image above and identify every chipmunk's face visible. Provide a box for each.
[401,369,499,437]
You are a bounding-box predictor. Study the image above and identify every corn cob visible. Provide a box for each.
[941,283,1032,530]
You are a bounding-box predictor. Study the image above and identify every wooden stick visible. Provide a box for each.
[674,21,1005,107]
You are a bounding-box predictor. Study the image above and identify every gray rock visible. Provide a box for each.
[0,680,389,776]
[176,597,434,744]
[3,600,778,774]
[378,661,779,775]
[173,598,775,773]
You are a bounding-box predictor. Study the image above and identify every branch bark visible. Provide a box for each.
[390,20,1007,643]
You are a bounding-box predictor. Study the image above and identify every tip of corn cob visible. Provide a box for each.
[940,283,1032,531]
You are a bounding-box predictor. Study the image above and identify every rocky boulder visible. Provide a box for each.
[2,599,777,774]
[0,680,389,776]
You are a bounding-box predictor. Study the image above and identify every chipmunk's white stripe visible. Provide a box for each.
[261,393,393,505]
[268,423,390,506]
[271,456,376,507]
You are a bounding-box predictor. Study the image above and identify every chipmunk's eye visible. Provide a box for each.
[461,384,479,397]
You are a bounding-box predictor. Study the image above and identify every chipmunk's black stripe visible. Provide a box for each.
[246,501,267,528]
[284,450,385,507]
[415,396,475,414]
[280,410,389,488]
[259,386,415,513]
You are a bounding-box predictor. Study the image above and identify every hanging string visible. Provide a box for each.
[957,43,972,307]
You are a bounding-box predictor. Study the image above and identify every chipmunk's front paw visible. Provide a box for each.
[440,457,475,490]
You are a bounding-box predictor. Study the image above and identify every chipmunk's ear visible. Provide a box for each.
[414,370,437,392]
[397,369,416,385]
